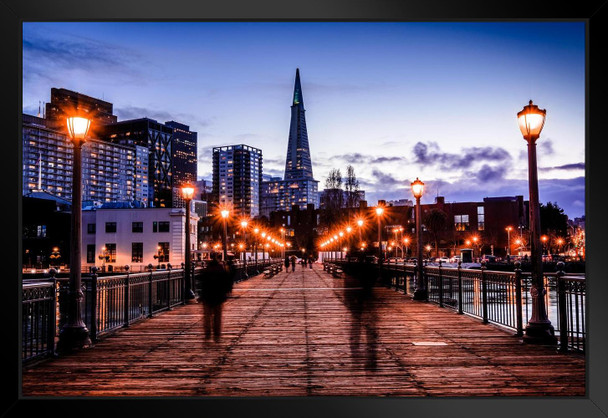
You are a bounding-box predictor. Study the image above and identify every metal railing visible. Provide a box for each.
[326,258,585,353]
[22,258,283,364]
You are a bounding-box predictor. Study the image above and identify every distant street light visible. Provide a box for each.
[181,185,195,301]
[57,116,92,354]
[220,209,229,261]
[411,177,426,300]
[517,100,556,344]
[241,219,249,277]
[506,226,514,257]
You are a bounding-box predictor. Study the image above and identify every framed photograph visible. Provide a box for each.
[6,0,608,417]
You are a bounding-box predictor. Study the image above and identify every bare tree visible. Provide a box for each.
[344,165,360,220]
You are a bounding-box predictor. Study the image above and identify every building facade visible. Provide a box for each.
[212,144,263,218]
[82,207,198,272]
[103,118,174,208]
[166,120,198,208]
[22,114,144,205]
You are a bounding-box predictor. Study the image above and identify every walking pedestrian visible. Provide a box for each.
[308,255,313,269]
[196,252,233,342]
[290,255,296,272]
[284,255,290,273]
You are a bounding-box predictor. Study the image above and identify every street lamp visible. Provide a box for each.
[375,206,384,259]
[541,235,549,256]
[241,220,249,277]
[517,100,555,344]
[506,226,513,257]
[57,116,92,353]
[280,227,286,260]
[411,177,426,300]
[220,209,229,261]
[181,185,196,301]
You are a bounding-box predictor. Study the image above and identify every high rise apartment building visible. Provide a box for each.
[23,88,198,209]
[22,114,144,204]
[166,120,198,207]
[212,144,263,218]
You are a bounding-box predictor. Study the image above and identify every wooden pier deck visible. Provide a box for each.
[21,264,585,397]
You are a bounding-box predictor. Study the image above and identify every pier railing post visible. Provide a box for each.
[556,262,568,352]
[481,260,488,324]
[147,264,153,318]
[457,260,463,314]
[90,267,98,343]
[123,265,130,328]
[438,260,444,308]
[515,261,523,337]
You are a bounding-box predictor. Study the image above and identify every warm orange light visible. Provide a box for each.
[181,185,195,200]
[66,116,91,142]
[517,100,546,142]
[220,209,229,218]
[254,228,260,234]
[411,177,424,199]
[240,220,249,228]
[375,207,384,216]
[541,235,549,242]
[346,226,352,233]
[357,219,364,227]
[339,231,344,237]
[505,226,513,232]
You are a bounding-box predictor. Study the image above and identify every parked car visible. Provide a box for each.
[438,257,450,264]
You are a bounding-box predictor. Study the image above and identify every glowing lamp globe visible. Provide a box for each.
[517,100,546,142]
[66,116,91,142]
[181,186,194,200]
[411,178,424,199]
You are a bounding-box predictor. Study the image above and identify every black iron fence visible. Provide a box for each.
[326,258,585,353]
[22,259,282,364]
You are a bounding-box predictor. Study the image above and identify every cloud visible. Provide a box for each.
[23,31,145,84]
[412,141,512,171]
[539,162,585,172]
[475,164,508,183]
[539,138,555,155]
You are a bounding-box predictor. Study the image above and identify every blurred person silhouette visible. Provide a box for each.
[308,255,313,269]
[343,253,379,371]
[285,255,291,273]
[290,255,296,272]
[197,252,233,342]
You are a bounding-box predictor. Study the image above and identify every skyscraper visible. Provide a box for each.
[285,68,314,181]
[212,144,263,218]
[261,69,319,217]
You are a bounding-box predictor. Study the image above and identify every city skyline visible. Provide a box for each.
[23,21,585,217]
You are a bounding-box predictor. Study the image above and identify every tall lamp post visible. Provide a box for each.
[220,209,229,261]
[241,220,249,277]
[280,227,286,260]
[375,207,384,261]
[517,100,556,344]
[411,177,426,300]
[57,116,92,353]
[357,219,364,249]
[506,226,513,257]
[182,186,195,301]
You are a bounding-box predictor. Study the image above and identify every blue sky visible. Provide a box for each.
[22,21,585,218]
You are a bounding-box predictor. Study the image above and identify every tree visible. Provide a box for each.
[344,165,360,218]
[423,208,448,258]
[320,168,343,227]
[540,202,568,237]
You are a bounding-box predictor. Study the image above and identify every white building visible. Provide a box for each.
[82,206,198,271]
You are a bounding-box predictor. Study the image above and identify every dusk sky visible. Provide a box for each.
[22,22,585,218]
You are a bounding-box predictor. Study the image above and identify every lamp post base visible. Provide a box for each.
[56,324,92,354]
[412,288,427,301]
[185,290,197,303]
[523,322,557,345]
